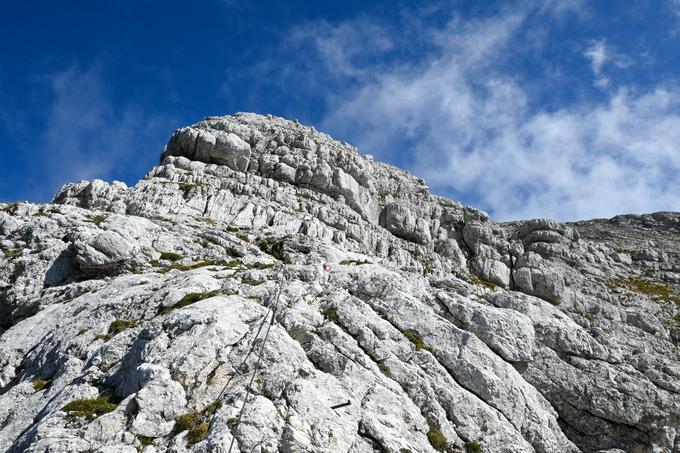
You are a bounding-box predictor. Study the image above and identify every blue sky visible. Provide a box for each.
[1,0,680,221]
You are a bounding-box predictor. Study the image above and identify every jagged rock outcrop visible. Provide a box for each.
[0,113,679,453]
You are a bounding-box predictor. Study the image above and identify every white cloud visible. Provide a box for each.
[584,39,609,87]
[283,4,680,221]
[584,39,631,89]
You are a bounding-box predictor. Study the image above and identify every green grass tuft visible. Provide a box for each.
[465,440,482,453]
[159,252,183,261]
[469,274,496,289]
[323,307,339,323]
[88,215,107,225]
[608,277,680,304]
[427,423,449,451]
[158,290,220,315]
[3,249,21,259]
[404,330,434,353]
[339,259,372,265]
[32,379,52,391]
[187,422,210,446]
[224,259,241,269]
[1,203,18,213]
[62,396,117,420]
[257,238,291,263]
[174,400,221,447]
[138,436,155,446]
[158,259,215,273]
[96,319,135,341]
[378,363,392,378]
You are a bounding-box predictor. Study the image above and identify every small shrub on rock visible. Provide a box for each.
[378,363,392,378]
[159,252,183,261]
[174,401,222,447]
[96,319,135,341]
[427,423,449,451]
[465,440,482,453]
[62,396,117,420]
[32,379,52,392]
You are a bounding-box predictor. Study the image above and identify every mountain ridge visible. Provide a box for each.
[0,113,678,453]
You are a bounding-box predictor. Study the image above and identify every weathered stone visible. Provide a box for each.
[1,113,679,453]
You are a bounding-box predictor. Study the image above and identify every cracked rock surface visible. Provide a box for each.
[1,113,679,452]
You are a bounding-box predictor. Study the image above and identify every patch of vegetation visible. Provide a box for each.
[242,278,265,286]
[78,328,89,336]
[323,307,339,323]
[608,277,680,304]
[159,289,220,315]
[96,319,135,341]
[379,191,400,201]
[427,423,449,452]
[339,259,372,265]
[155,216,176,225]
[32,378,52,392]
[237,234,251,243]
[187,422,210,446]
[138,436,155,446]
[159,259,215,273]
[88,215,107,225]
[253,262,275,270]
[203,400,222,414]
[175,412,200,433]
[159,252,183,261]
[404,330,435,353]
[198,217,215,225]
[226,225,240,232]
[257,238,292,264]
[177,182,199,193]
[465,440,482,453]
[62,396,117,420]
[224,259,241,269]
[378,363,392,378]
[613,247,634,254]
[206,368,217,385]
[224,246,240,257]
[1,202,18,213]
[469,274,496,289]
[12,260,26,275]
[3,248,21,259]
[174,400,222,447]
[32,208,48,217]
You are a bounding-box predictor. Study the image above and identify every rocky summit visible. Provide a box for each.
[1,113,679,453]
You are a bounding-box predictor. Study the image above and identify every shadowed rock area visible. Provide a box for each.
[0,113,678,453]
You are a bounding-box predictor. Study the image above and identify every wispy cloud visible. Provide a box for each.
[38,65,175,200]
[584,39,631,89]
[259,2,680,221]
[584,39,609,87]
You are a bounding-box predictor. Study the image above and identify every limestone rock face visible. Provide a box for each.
[1,113,679,453]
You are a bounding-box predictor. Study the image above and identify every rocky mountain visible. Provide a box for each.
[0,113,679,453]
